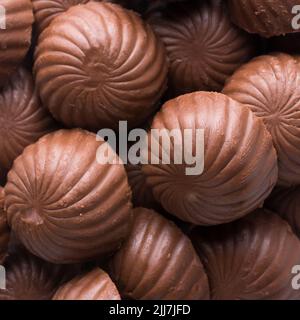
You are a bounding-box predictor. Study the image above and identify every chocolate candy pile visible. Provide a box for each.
[0,0,300,300]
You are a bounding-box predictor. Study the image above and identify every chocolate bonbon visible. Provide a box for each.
[5,129,133,264]
[149,0,255,95]
[34,2,168,130]
[192,209,300,300]
[223,53,300,187]
[0,0,33,87]
[109,207,210,300]
[0,187,9,264]
[143,92,278,225]
[53,268,121,300]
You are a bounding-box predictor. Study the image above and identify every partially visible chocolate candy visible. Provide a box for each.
[109,207,210,300]
[0,187,9,264]
[53,268,121,300]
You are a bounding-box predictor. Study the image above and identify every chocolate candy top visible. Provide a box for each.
[149,0,255,95]
[143,92,278,225]
[192,209,300,300]
[0,0,33,87]
[34,2,168,130]
[228,0,298,38]
[0,187,9,264]
[109,207,210,300]
[5,129,133,264]
[53,268,121,300]
[223,53,300,187]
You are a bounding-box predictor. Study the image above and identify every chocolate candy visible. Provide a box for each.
[34,2,168,130]
[191,209,300,300]
[0,68,55,181]
[109,207,210,300]
[5,129,133,263]
[266,187,300,237]
[143,92,278,225]
[223,53,300,187]
[0,187,9,264]
[149,0,255,95]
[53,268,121,300]
[0,0,33,87]
[228,0,298,38]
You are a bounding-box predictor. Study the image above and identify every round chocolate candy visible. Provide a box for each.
[148,0,255,96]
[0,0,33,87]
[34,2,168,131]
[0,187,9,264]
[109,207,210,300]
[53,268,121,300]
[0,67,56,180]
[223,53,300,187]
[228,0,298,38]
[266,187,300,237]
[5,129,133,264]
[142,92,278,226]
[191,209,300,300]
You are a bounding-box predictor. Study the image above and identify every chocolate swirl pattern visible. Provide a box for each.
[5,129,133,264]
[0,187,9,264]
[149,0,255,95]
[223,53,300,187]
[192,210,300,300]
[142,92,278,226]
[0,0,33,87]
[0,68,56,177]
[228,0,298,38]
[109,208,210,300]
[34,2,168,130]
[53,268,121,300]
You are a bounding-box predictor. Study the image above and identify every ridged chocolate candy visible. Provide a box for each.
[192,210,300,300]
[143,92,278,225]
[34,2,168,130]
[0,0,33,87]
[109,208,210,300]
[228,0,298,38]
[266,187,300,237]
[53,268,121,300]
[149,0,255,95]
[0,187,9,264]
[0,68,55,179]
[5,129,133,264]
[223,53,300,187]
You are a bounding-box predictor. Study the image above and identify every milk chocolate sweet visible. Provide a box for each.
[266,187,300,237]
[34,2,168,130]
[0,187,9,264]
[53,268,121,300]
[143,92,278,226]
[109,208,210,300]
[192,209,300,300]
[149,0,255,95]
[0,0,34,87]
[223,53,300,187]
[228,0,298,38]
[5,129,133,264]
[0,68,55,180]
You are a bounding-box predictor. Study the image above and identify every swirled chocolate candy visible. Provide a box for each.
[266,187,300,237]
[142,92,278,226]
[148,0,255,96]
[0,68,56,179]
[191,209,300,300]
[0,187,9,264]
[0,0,33,87]
[109,207,210,300]
[53,268,121,300]
[228,0,298,38]
[223,53,300,187]
[0,249,75,300]
[5,129,133,264]
[34,2,168,130]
